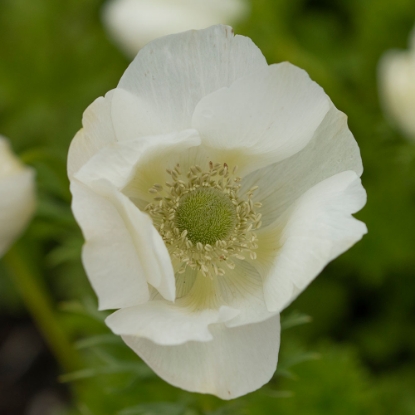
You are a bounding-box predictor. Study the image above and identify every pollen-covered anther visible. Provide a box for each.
[146,162,261,278]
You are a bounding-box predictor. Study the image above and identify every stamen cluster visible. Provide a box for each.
[145,162,262,278]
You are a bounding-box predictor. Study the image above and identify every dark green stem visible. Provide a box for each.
[2,243,82,373]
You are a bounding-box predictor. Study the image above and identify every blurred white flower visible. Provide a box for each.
[102,0,249,57]
[378,26,415,140]
[68,26,367,399]
[0,136,36,256]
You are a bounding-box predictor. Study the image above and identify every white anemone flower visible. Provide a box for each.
[68,26,367,399]
[0,136,36,257]
[378,25,415,141]
[102,0,249,57]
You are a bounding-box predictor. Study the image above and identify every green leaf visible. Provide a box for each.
[118,403,187,415]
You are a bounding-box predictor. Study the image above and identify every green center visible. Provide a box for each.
[175,187,237,245]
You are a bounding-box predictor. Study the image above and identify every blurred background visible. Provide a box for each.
[1,0,415,414]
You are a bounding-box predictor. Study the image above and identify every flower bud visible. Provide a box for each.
[0,136,36,256]
[102,0,250,57]
[378,25,415,141]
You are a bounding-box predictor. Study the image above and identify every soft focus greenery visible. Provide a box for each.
[1,0,415,413]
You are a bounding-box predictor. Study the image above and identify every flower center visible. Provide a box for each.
[175,187,236,245]
[145,162,262,278]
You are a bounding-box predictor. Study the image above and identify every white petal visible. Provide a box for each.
[220,261,278,327]
[122,314,280,399]
[162,256,276,328]
[98,180,176,302]
[71,180,154,309]
[0,169,36,256]
[102,0,250,57]
[254,171,367,312]
[72,131,202,303]
[67,91,117,179]
[106,300,239,345]
[112,25,267,138]
[192,62,330,174]
[105,258,275,347]
[74,129,200,192]
[241,103,363,227]
[178,260,276,328]
[0,137,24,178]
[175,266,198,299]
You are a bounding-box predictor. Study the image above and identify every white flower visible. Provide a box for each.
[102,0,249,57]
[378,25,415,141]
[68,26,367,399]
[0,136,36,256]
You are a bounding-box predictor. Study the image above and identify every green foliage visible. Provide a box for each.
[1,0,415,413]
[266,342,381,415]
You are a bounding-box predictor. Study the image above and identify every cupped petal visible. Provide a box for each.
[0,169,36,256]
[71,179,151,309]
[106,257,276,345]
[98,180,176,302]
[106,300,239,346]
[240,103,363,227]
[67,91,117,179]
[73,178,176,305]
[121,314,280,399]
[72,130,205,305]
[74,129,200,194]
[161,252,276,328]
[252,171,367,312]
[192,62,330,174]
[175,263,198,299]
[121,131,202,205]
[112,25,267,138]
[177,260,277,328]
[220,260,277,327]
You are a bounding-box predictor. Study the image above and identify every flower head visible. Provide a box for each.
[102,0,249,57]
[378,25,415,141]
[0,136,36,256]
[68,25,367,399]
